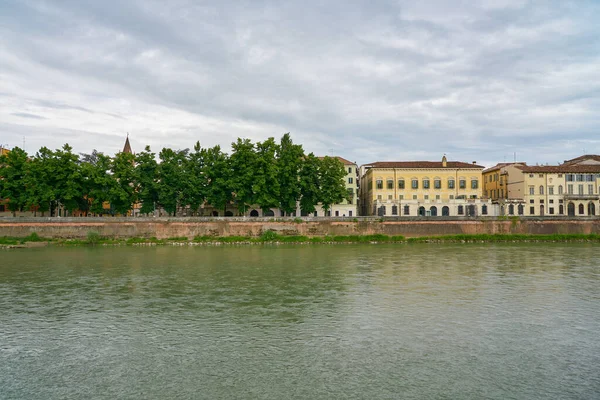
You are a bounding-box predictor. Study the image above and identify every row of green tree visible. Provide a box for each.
[0,134,351,217]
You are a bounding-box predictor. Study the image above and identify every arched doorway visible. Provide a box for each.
[264,210,275,217]
[418,206,426,216]
[568,202,575,216]
[508,204,514,215]
[250,209,259,217]
[430,206,437,216]
[212,211,219,217]
[540,205,544,216]
[588,202,595,216]
[442,206,450,216]
[225,211,234,217]
[578,204,584,215]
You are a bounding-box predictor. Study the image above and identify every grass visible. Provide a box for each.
[2,232,600,248]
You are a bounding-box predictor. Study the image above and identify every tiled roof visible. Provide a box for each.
[561,154,600,165]
[516,164,600,173]
[365,161,484,169]
[482,162,526,173]
[318,156,356,165]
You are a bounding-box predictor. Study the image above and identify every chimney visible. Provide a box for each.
[472,161,477,165]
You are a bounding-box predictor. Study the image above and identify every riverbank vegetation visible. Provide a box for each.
[0,133,349,217]
[2,231,600,248]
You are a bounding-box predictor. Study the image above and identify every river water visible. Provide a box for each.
[1,244,599,399]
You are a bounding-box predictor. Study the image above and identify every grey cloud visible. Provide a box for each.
[11,112,46,120]
[0,0,599,167]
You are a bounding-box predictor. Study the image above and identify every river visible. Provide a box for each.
[1,244,599,399]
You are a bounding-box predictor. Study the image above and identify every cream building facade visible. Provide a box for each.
[483,155,600,217]
[359,156,496,217]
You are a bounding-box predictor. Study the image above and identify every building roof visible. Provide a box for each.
[318,156,356,165]
[122,135,132,154]
[516,164,600,173]
[364,161,484,169]
[561,154,600,165]
[482,162,526,173]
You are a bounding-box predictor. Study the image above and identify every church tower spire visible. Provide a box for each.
[122,133,132,154]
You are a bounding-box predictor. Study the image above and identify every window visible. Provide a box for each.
[589,184,594,195]
[459,179,466,189]
[376,179,383,190]
[411,179,418,189]
[449,195,454,199]
[530,199,534,204]
[391,205,398,215]
[549,199,554,204]
[423,179,430,189]
[579,204,584,214]
[548,186,554,195]
[458,205,464,215]
[387,179,393,189]
[577,174,584,182]
[403,205,410,215]
[529,186,535,195]
[434,179,441,189]
[335,211,339,216]
[539,185,544,195]
[399,195,404,200]
[539,174,543,178]
[448,179,455,189]
[529,174,534,178]
[530,206,535,215]
[558,185,563,195]
[566,174,574,182]
[586,174,594,182]
[568,185,573,194]
[559,205,564,214]
[348,177,353,184]
[549,207,554,214]
[349,211,352,216]
[388,195,393,200]
[540,199,544,204]
[412,195,417,200]
[578,184,584,195]
[398,179,405,189]
[471,180,478,189]
[377,195,382,200]
[558,174,563,177]
[348,167,352,173]
[518,204,524,215]
[436,195,440,200]
[484,176,488,183]
[482,205,488,215]
[508,204,514,215]
[424,195,429,200]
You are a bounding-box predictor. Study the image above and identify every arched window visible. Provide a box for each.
[539,185,544,195]
[250,210,259,217]
[518,204,524,215]
[442,206,450,216]
[558,185,563,194]
[588,202,596,216]
[430,206,437,216]
[418,206,426,216]
[579,204,585,215]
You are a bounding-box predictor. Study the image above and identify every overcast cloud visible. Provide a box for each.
[1,0,599,166]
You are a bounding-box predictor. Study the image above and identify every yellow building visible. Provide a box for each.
[359,156,494,217]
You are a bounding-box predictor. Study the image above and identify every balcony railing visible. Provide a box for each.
[563,194,600,200]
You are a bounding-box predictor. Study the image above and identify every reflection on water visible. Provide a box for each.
[1,244,599,399]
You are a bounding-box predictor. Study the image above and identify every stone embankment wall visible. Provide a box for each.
[0,217,599,239]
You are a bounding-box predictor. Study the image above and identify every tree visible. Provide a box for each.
[0,147,29,216]
[109,151,137,216]
[276,133,303,215]
[253,138,280,213]
[298,153,321,215]
[318,156,348,215]
[157,148,187,216]
[229,138,257,215]
[80,151,114,215]
[135,146,159,215]
[53,144,84,215]
[204,145,233,216]
[182,141,207,216]
[25,147,55,216]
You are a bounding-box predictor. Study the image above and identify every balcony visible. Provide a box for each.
[563,194,600,200]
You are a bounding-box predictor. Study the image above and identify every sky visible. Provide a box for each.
[1,0,599,167]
